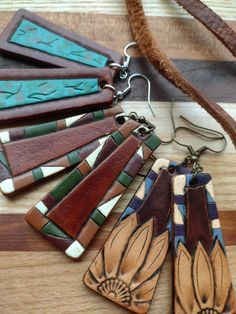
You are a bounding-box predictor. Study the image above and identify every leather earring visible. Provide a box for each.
[169,105,236,313]
[26,117,161,259]
[173,172,236,313]
[0,106,124,194]
[0,67,116,124]
[83,158,191,313]
[0,9,122,75]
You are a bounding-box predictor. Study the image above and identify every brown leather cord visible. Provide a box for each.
[175,0,236,58]
[126,0,236,148]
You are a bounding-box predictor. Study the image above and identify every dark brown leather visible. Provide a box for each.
[137,169,172,237]
[186,186,213,255]
[175,0,236,57]
[126,0,236,148]
[48,135,141,238]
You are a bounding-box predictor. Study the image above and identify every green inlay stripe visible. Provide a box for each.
[51,169,83,202]
[90,209,106,226]
[144,134,161,151]
[0,152,10,170]
[41,221,69,238]
[117,171,133,187]
[24,121,57,138]
[33,167,44,181]
[111,131,124,145]
[67,151,82,165]
[93,110,105,121]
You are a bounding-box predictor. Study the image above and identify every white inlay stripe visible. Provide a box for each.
[35,201,48,214]
[98,194,122,217]
[0,178,14,194]
[174,175,186,196]
[212,219,221,229]
[65,241,85,259]
[86,137,107,168]
[65,114,85,127]
[41,166,65,177]
[152,158,170,174]
[174,204,184,225]
[0,131,10,144]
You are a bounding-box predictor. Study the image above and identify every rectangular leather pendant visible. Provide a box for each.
[0,9,122,77]
[0,106,123,194]
[25,123,161,259]
[173,173,236,313]
[0,67,114,124]
[84,159,189,314]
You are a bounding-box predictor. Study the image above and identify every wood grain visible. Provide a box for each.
[0,2,235,313]
[0,249,235,314]
[0,0,235,21]
[0,12,235,61]
[0,209,236,252]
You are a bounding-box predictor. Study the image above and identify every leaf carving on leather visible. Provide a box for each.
[211,240,232,312]
[174,241,236,314]
[88,249,105,283]
[193,242,214,309]
[131,273,160,303]
[118,219,154,286]
[175,242,200,313]
[131,230,169,290]
[104,213,138,278]
[84,218,171,313]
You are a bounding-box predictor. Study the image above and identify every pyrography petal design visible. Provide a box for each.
[104,213,137,278]
[193,242,214,310]
[175,242,200,313]
[84,213,170,313]
[211,240,232,312]
[131,230,169,289]
[118,219,153,286]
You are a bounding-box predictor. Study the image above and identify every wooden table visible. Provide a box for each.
[0,1,235,313]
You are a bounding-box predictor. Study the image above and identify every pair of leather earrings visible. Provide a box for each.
[24,76,160,258]
[0,9,137,124]
[0,74,155,195]
[84,104,236,313]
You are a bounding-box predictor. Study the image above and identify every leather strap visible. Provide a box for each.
[175,0,236,57]
[126,0,236,148]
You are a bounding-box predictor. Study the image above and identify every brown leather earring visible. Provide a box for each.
[84,158,190,314]
[170,108,236,313]
[0,106,124,194]
[25,117,161,259]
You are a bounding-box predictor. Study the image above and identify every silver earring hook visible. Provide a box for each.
[103,73,156,117]
[109,41,137,80]
[123,73,156,117]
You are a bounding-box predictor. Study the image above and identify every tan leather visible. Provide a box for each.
[126,0,236,148]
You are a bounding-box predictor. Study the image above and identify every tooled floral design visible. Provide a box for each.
[84,213,169,314]
[175,241,235,314]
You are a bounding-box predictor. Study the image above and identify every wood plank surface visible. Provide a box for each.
[0,1,235,313]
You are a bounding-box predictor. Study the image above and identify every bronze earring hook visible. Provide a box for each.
[169,99,227,174]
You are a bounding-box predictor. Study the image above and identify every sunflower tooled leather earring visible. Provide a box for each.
[84,102,236,314]
[170,106,236,314]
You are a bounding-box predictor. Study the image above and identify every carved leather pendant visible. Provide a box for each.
[0,67,114,124]
[0,106,123,194]
[26,122,161,259]
[173,173,236,314]
[84,158,189,314]
[0,9,122,75]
